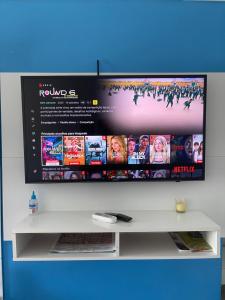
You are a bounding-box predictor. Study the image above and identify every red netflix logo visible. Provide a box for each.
[173,166,195,173]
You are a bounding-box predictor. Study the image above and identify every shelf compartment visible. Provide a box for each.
[13,232,119,261]
[119,232,219,260]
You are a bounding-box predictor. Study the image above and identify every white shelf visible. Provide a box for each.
[12,210,220,261]
[12,210,220,233]
[15,234,117,261]
[119,232,218,260]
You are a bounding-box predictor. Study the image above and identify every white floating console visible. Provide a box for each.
[12,210,220,261]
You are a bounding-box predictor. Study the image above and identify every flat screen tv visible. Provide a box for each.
[21,75,206,183]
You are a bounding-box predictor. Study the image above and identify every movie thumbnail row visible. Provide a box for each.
[42,167,203,181]
[41,134,204,167]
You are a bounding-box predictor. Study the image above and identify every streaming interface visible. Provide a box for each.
[22,76,205,182]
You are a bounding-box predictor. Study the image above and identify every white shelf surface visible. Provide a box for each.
[12,210,220,233]
[12,210,220,261]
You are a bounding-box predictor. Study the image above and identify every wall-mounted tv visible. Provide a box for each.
[21,75,206,183]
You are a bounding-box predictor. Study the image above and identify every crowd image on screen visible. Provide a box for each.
[101,79,204,109]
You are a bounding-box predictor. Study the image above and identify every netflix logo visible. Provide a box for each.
[172,166,195,173]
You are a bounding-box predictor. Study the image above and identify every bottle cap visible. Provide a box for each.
[31,191,36,200]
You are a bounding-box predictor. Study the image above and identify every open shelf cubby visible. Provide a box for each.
[12,210,220,261]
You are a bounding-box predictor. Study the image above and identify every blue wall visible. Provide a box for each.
[3,242,222,300]
[1,0,224,299]
[0,0,225,72]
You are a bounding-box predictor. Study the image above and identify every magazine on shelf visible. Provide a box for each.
[170,231,212,252]
[50,233,116,254]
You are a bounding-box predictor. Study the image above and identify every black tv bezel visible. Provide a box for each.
[21,74,207,183]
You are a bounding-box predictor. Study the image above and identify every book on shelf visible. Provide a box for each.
[170,231,212,253]
[50,232,116,254]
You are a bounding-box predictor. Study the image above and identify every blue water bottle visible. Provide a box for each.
[29,191,38,214]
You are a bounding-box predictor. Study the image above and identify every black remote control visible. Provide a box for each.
[106,213,133,222]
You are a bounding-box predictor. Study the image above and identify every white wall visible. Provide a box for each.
[1,73,225,241]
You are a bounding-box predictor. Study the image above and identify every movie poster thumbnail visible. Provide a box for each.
[150,135,170,164]
[171,135,193,164]
[171,165,203,179]
[41,136,63,166]
[191,168,204,178]
[107,170,128,180]
[128,135,150,164]
[42,171,64,181]
[64,171,85,181]
[85,136,107,165]
[150,169,170,179]
[107,136,127,164]
[192,134,203,164]
[86,171,107,180]
[128,170,149,179]
[63,136,85,165]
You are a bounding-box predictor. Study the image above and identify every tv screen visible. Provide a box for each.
[21,75,206,183]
